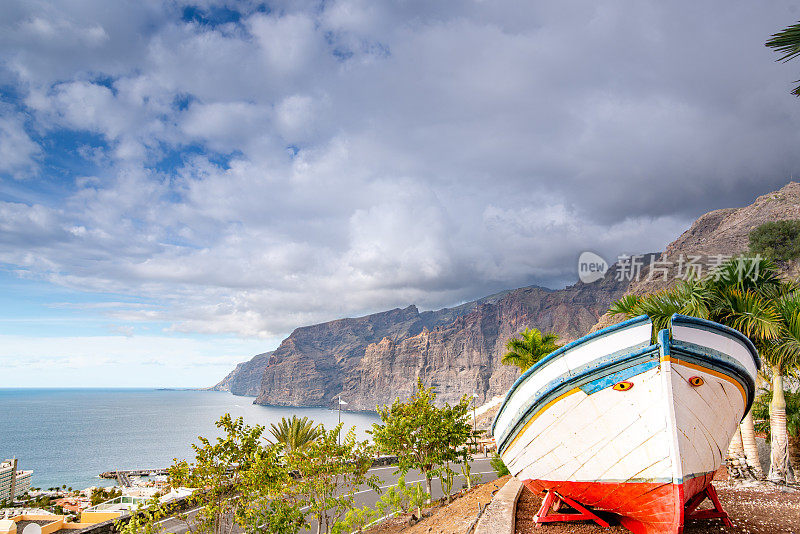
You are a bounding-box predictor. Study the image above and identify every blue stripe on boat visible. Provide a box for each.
[579,359,660,395]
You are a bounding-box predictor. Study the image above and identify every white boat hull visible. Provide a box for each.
[492,315,759,534]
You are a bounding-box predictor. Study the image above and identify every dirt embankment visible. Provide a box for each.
[365,475,510,534]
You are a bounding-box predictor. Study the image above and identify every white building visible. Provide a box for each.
[0,460,32,502]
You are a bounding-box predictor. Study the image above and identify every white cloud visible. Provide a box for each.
[1,0,799,345]
[0,111,39,178]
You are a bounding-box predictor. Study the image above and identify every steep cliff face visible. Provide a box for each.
[251,303,488,407]
[592,181,800,331]
[342,271,629,410]
[216,266,628,410]
[210,352,272,396]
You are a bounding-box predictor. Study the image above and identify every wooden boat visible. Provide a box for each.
[492,314,759,534]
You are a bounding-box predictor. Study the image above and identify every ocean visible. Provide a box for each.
[0,388,379,490]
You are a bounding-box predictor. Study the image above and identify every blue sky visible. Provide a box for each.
[2,1,800,387]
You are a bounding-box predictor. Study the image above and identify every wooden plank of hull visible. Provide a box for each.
[493,316,655,451]
[505,366,672,490]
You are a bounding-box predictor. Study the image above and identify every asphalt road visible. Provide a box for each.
[157,456,498,534]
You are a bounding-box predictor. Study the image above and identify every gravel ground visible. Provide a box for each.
[514,480,800,534]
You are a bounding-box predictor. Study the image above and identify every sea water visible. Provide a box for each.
[0,388,379,490]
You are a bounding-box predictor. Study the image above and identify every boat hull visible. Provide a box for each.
[492,314,759,534]
[522,472,716,534]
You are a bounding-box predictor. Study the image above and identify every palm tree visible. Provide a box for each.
[766,20,800,96]
[501,328,561,372]
[760,291,800,481]
[268,415,321,452]
[609,257,792,480]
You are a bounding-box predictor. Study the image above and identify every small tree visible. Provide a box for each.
[268,415,322,452]
[168,414,266,534]
[332,506,376,534]
[490,454,510,477]
[372,475,429,522]
[236,443,306,534]
[501,328,561,372]
[371,380,472,500]
[438,461,456,503]
[288,424,379,534]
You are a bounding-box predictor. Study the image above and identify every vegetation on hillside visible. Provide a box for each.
[749,220,800,261]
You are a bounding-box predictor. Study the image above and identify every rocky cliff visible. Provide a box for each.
[211,352,273,396]
[341,274,632,410]
[215,269,629,410]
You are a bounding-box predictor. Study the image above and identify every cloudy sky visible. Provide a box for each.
[2,1,800,387]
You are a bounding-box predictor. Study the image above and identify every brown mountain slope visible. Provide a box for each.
[592,181,800,331]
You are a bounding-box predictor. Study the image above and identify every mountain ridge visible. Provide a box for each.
[214,182,800,412]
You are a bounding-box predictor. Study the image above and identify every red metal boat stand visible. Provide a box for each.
[534,490,610,528]
[684,485,733,528]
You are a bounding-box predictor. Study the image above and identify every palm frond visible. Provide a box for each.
[718,288,782,342]
[268,415,321,451]
[766,21,800,62]
[608,295,642,318]
[501,327,561,372]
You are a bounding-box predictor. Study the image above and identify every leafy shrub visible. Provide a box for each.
[489,454,510,477]
[373,475,429,519]
[748,220,800,261]
[752,387,800,440]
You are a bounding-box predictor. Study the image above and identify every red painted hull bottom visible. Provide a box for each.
[523,473,715,534]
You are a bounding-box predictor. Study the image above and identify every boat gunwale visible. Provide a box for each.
[491,314,652,436]
[670,314,761,371]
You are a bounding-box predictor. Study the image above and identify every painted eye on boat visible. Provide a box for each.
[612,381,633,391]
[689,376,704,387]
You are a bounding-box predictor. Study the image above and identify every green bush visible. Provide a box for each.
[489,454,510,477]
[748,220,800,261]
